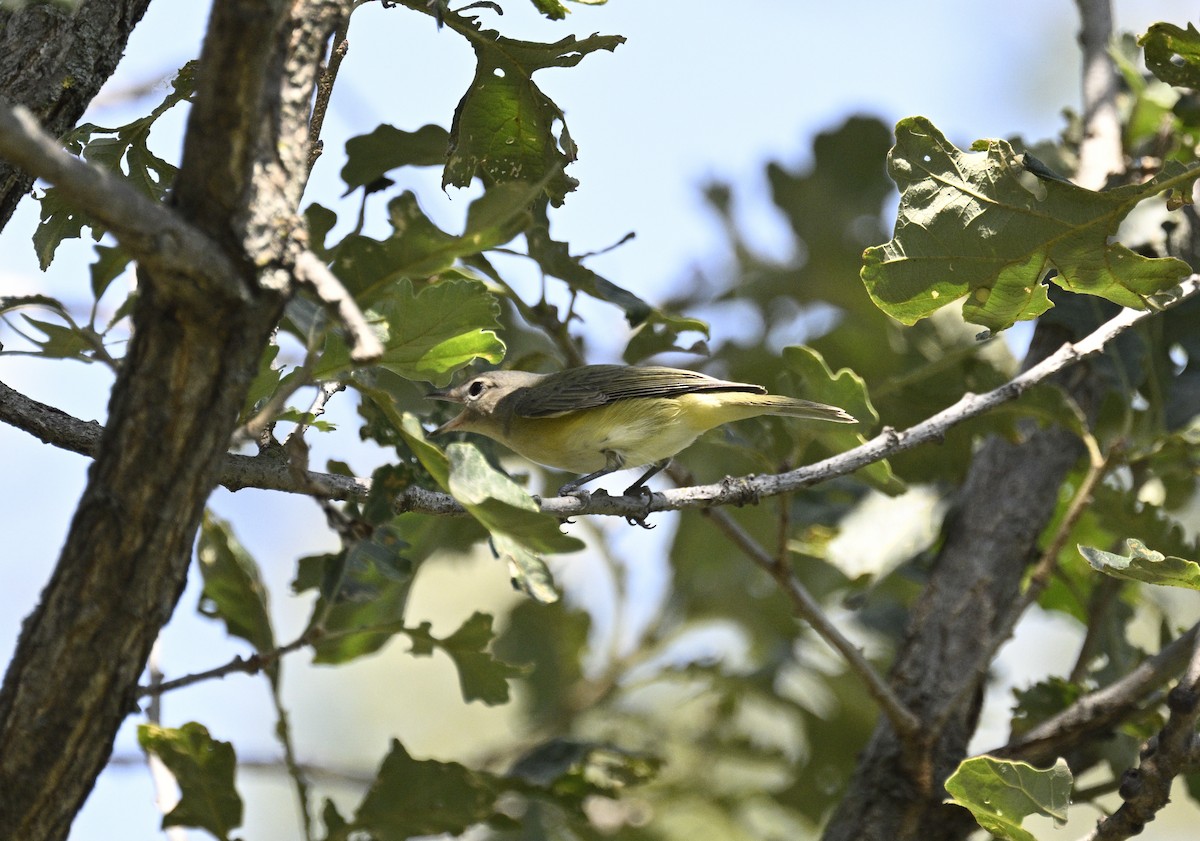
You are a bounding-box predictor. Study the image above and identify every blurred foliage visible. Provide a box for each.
[9,3,1200,841]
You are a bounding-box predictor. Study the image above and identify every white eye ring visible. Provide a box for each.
[467,380,486,398]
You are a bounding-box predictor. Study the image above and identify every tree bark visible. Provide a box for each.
[0,2,345,838]
[823,321,1095,841]
[0,0,151,229]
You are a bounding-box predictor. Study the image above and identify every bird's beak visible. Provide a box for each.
[431,411,469,436]
[427,386,467,436]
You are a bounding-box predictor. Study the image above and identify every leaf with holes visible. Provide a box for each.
[441,10,624,205]
[862,117,1198,331]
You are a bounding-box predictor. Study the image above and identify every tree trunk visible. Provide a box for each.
[824,323,1092,841]
[0,1,343,837]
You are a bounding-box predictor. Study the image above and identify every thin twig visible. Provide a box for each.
[306,26,350,175]
[293,250,383,363]
[107,751,377,786]
[288,380,345,444]
[138,635,315,697]
[230,346,318,449]
[269,679,314,841]
[699,502,921,739]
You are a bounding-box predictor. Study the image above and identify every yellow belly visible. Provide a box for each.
[497,394,759,473]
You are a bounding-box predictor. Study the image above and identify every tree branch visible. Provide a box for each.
[0,2,351,839]
[0,98,243,303]
[1074,0,1123,190]
[993,622,1200,766]
[3,276,1199,524]
[698,500,921,740]
[1083,633,1200,840]
[0,0,151,230]
[293,249,384,363]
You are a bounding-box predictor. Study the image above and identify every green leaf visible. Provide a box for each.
[529,0,568,19]
[1010,677,1086,738]
[439,9,624,205]
[90,243,133,302]
[862,116,1198,331]
[18,314,97,362]
[305,202,339,258]
[1080,538,1200,589]
[314,278,505,386]
[446,442,578,601]
[509,739,661,798]
[944,756,1072,841]
[326,184,542,304]
[138,723,243,841]
[494,600,590,726]
[341,123,451,192]
[33,187,98,270]
[395,413,581,602]
[197,514,277,665]
[621,311,711,363]
[352,739,497,838]
[1140,22,1200,89]
[298,525,417,664]
[321,799,350,840]
[782,345,903,494]
[405,612,525,705]
[238,344,284,421]
[35,63,192,267]
[490,533,561,604]
[443,441,582,555]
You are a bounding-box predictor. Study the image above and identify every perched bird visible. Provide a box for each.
[429,364,856,495]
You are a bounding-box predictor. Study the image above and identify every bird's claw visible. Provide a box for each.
[622,484,656,529]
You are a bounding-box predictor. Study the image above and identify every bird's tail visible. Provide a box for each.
[735,394,857,423]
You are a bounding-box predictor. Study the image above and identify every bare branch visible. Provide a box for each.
[293,250,384,363]
[137,634,315,697]
[306,26,349,174]
[697,498,921,740]
[994,622,1200,765]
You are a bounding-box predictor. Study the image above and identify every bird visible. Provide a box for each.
[428,364,856,496]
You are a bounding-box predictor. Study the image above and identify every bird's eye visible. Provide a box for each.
[467,380,486,398]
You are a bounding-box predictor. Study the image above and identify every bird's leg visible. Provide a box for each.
[623,459,668,496]
[557,450,625,497]
[620,459,669,529]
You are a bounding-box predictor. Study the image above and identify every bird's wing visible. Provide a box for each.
[511,365,764,418]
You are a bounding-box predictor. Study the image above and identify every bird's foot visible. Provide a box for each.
[621,483,656,529]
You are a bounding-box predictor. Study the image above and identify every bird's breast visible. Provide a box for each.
[499,397,713,473]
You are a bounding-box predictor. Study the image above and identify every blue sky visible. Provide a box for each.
[0,1,1195,838]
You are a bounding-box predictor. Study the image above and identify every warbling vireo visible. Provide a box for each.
[429,364,856,495]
